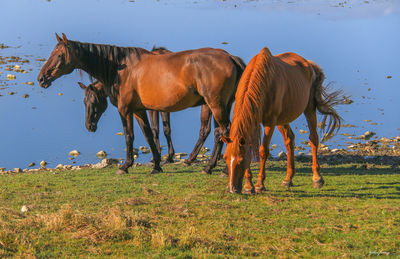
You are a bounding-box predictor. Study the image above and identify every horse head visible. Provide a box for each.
[78,81,108,132]
[38,33,76,88]
[222,136,252,193]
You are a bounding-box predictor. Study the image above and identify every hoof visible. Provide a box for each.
[281,180,293,188]
[182,161,191,167]
[243,187,255,195]
[255,186,266,193]
[150,168,162,175]
[201,169,211,175]
[313,177,324,188]
[116,169,128,175]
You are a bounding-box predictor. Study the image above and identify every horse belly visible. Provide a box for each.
[139,85,203,112]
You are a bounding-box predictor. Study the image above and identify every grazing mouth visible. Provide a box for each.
[87,125,97,132]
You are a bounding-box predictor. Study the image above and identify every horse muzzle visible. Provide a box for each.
[86,123,97,132]
[37,75,52,88]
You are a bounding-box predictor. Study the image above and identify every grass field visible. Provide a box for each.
[0,160,399,258]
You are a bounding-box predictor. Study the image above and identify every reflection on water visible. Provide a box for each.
[0,0,399,170]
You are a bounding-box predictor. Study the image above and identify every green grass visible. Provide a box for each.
[0,161,399,258]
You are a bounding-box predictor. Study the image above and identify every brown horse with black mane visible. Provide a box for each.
[38,33,245,175]
[78,47,232,166]
[221,47,342,194]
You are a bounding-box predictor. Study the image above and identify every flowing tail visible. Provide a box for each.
[309,61,343,141]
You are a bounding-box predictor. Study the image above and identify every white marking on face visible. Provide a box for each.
[230,156,235,189]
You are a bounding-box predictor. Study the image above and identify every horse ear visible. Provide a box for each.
[78,82,87,90]
[55,33,62,43]
[221,136,232,144]
[62,33,68,45]
[239,137,245,146]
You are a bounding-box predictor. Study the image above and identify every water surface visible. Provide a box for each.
[0,0,399,170]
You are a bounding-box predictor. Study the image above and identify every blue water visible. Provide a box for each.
[0,0,399,170]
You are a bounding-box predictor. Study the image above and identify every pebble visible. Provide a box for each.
[21,205,30,213]
[56,164,64,169]
[14,168,22,173]
[96,150,107,158]
[40,161,47,167]
[28,162,35,167]
[69,150,80,156]
[22,94,29,98]
[299,129,308,134]
[116,132,124,136]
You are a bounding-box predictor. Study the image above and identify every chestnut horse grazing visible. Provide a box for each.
[222,47,342,194]
[38,33,244,175]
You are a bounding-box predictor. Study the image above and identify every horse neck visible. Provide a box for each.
[69,40,145,90]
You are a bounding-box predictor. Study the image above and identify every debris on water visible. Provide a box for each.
[22,94,29,98]
[353,131,376,140]
[14,65,21,70]
[69,150,80,156]
[28,162,35,167]
[341,97,353,105]
[22,81,34,86]
[40,161,47,167]
[341,124,357,128]
[386,75,392,79]
[7,74,16,80]
[58,93,63,96]
[8,92,15,95]
[299,129,308,134]
[0,43,9,49]
[363,120,371,122]
[96,150,107,158]
[221,42,229,45]
[36,58,46,62]
[271,144,278,149]
[116,132,124,136]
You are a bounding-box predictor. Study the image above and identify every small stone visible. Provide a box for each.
[14,168,22,173]
[25,81,34,86]
[8,92,15,95]
[299,129,308,134]
[22,94,29,98]
[28,162,35,167]
[58,93,63,96]
[69,150,80,156]
[21,205,30,213]
[271,144,278,149]
[56,164,64,169]
[96,150,107,158]
[14,65,21,69]
[386,75,392,79]
[116,132,124,136]
[278,151,287,159]
[64,165,73,169]
[40,161,47,167]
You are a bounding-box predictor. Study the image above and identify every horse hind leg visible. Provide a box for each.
[277,124,295,188]
[160,111,175,163]
[304,109,324,188]
[149,110,161,163]
[134,111,162,174]
[184,105,212,166]
[255,126,275,193]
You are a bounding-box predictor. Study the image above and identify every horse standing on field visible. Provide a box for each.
[38,33,245,175]
[221,47,342,194]
[77,47,239,166]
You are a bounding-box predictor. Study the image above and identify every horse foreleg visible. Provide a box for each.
[203,105,231,175]
[148,110,161,157]
[160,111,175,163]
[255,126,275,193]
[185,105,212,165]
[278,124,295,187]
[305,110,324,188]
[243,167,255,194]
[117,112,134,175]
[134,111,163,174]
